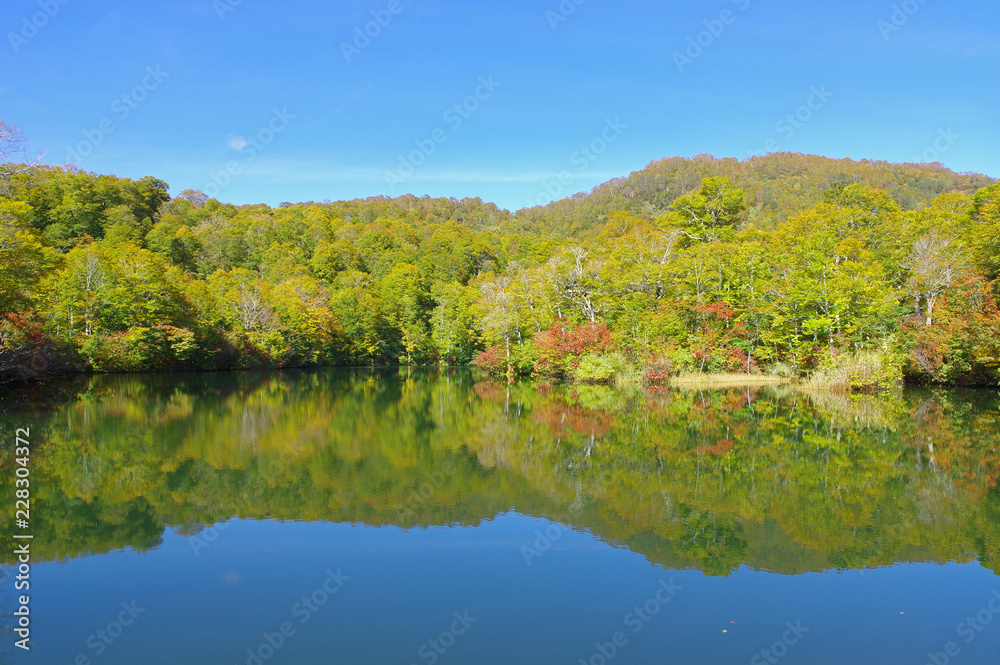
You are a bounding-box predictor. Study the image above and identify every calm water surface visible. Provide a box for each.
[1,368,998,664]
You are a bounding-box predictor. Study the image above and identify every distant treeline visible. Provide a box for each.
[1,152,998,387]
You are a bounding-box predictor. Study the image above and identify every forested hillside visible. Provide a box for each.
[518,153,996,236]
[2,144,999,387]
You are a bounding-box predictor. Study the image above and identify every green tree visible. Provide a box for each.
[430,281,479,364]
[380,263,431,363]
[0,220,59,314]
[329,270,387,363]
[671,177,747,242]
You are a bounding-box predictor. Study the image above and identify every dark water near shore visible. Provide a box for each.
[1,368,999,664]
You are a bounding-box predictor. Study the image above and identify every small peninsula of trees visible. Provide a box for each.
[1,125,998,388]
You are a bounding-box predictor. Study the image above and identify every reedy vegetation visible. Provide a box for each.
[1,148,999,388]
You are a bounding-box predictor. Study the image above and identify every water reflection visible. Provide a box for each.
[1,368,997,576]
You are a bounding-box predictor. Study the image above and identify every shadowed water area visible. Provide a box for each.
[1,368,998,664]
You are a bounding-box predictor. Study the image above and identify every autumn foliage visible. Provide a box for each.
[0,311,66,383]
[1,153,999,386]
[532,320,613,379]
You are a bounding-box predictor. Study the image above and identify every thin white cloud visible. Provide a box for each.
[227,135,248,151]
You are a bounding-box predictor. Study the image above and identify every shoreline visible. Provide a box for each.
[3,365,998,394]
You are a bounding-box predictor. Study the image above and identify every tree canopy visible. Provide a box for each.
[1,149,998,387]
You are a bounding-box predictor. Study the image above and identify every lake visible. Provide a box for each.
[1,368,998,664]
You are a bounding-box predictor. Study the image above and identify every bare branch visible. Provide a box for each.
[904,232,968,325]
[0,120,46,195]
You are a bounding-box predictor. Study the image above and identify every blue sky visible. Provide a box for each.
[3,0,998,211]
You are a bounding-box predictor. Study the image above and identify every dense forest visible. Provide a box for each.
[2,123,999,388]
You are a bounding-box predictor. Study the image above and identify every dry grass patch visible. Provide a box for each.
[668,373,792,388]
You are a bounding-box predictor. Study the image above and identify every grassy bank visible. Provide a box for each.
[666,373,792,388]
